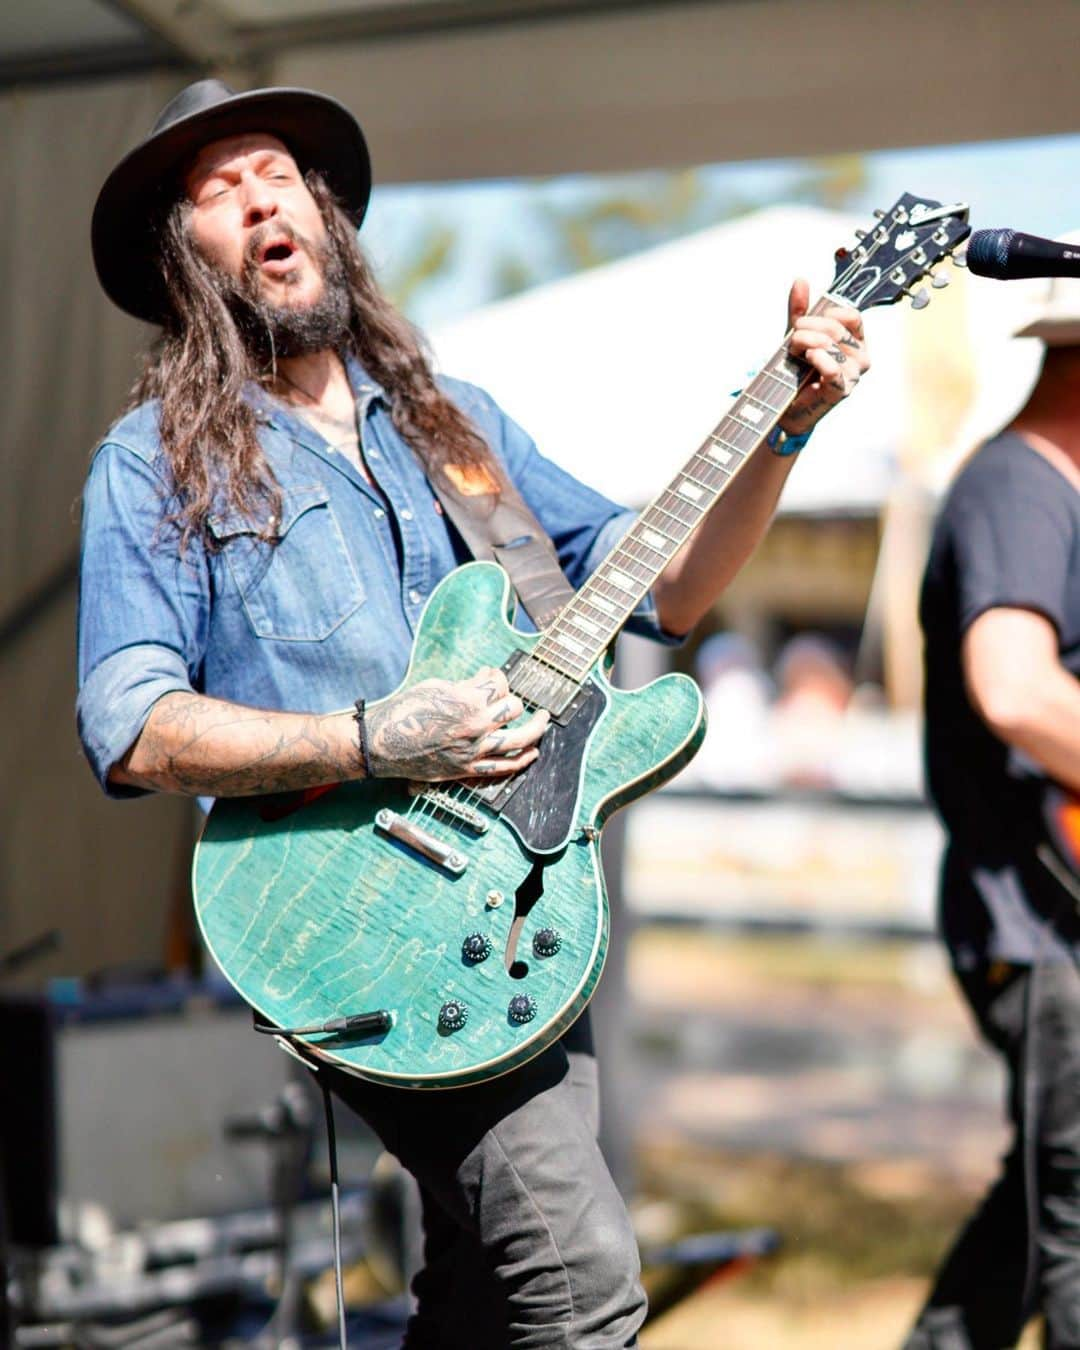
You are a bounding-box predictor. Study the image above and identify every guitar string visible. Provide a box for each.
[405,213,955,834]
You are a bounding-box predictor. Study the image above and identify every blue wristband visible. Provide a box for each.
[766,424,812,457]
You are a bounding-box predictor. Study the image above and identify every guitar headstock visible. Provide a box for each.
[831,193,971,312]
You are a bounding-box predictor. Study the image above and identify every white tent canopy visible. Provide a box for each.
[430,204,1046,512]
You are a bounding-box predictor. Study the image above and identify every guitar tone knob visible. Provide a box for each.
[462,933,493,963]
[438,1000,469,1032]
[532,928,562,958]
[508,994,537,1025]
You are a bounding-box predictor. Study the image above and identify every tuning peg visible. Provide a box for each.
[931,273,950,289]
[952,251,968,269]
[854,229,867,240]
[873,209,886,219]
[909,287,930,310]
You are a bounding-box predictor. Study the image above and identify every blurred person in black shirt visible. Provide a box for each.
[906,257,1080,1348]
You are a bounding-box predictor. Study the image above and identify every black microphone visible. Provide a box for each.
[966,228,1080,280]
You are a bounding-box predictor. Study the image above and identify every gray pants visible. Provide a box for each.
[904,960,1080,1349]
[323,1013,646,1348]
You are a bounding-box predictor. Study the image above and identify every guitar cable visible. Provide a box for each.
[322,1082,349,1350]
[252,1011,392,1349]
[253,1009,392,1039]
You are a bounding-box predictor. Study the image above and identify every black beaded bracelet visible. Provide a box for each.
[352,698,375,778]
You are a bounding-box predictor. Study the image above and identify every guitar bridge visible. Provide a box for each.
[408,786,490,834]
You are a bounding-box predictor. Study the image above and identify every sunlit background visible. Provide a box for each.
[3,2,1079,1345]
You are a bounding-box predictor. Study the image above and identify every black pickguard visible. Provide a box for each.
[498,678,607,854]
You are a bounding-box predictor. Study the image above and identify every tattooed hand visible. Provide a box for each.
[779,279,870,437]
[365,666,550,781]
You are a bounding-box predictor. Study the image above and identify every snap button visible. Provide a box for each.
[401,509,414,522]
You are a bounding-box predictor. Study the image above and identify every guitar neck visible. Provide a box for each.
[532,296,836,682]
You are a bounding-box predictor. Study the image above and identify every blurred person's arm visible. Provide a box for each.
[963,607,1080,793]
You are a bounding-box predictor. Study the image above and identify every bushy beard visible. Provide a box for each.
[217,221,352,361]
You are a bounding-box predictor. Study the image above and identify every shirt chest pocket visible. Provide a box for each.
[208,485,366,642]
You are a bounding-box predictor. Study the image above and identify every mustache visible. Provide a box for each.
[240,219,318,287]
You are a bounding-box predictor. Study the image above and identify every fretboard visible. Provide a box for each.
[530,306,831,684]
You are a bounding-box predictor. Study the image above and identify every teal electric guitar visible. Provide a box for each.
[194,194,970,1088]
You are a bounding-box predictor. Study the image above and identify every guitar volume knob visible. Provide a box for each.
[438,1000,469,1032]
[532,928,561,958]
[508,994,537,1025]
[462,933,493,963]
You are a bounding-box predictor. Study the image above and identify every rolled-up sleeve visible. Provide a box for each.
[77,441,209,796]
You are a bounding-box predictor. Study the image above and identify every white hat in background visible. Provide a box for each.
[1012,228,1080,344]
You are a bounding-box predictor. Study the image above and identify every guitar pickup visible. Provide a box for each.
[375,809,468,875]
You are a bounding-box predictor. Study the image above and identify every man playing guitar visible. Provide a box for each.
[79,79,867,1345]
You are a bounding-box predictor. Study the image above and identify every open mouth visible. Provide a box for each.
[258,237,300,273]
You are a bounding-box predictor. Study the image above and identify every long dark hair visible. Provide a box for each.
[129,172,495,554]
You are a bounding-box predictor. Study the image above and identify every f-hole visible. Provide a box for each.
[504,858,545,979]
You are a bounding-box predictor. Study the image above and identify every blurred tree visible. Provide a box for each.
[789,154,870,212]
[380,153,869,320]
[383,221,457,312]
[489,155,868,302]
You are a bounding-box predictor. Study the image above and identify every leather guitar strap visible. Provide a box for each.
[429,462,576,631]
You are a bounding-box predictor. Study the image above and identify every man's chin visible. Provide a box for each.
[257,273,324,311]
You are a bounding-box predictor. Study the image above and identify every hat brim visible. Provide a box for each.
[1013,315,1080,345]
[92,86,372,324]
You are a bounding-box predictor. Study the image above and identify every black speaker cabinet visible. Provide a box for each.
[0,981,294,1246]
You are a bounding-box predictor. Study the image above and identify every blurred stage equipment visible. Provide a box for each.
[1,974,410,1346]
[0,977,293,1245]
[1,931,62,1347]
[966,228,1080,279]
[0,976,327,1345]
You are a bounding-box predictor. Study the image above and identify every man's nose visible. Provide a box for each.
[240,174,277,227]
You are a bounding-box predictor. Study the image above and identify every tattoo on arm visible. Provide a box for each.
[366,684,477,779]
[115,692,364,797]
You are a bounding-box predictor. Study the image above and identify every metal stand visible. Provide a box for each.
[224,1079,316,1348]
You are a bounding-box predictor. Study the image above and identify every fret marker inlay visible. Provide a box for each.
[676,480,704,502]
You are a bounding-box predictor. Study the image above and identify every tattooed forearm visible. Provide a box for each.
[111,692,364,796]
[111,670,546,796]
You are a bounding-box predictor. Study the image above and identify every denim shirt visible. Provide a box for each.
[77,359,672,796]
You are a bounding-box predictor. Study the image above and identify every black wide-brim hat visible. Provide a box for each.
[92,79,372,324]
